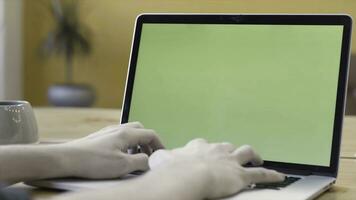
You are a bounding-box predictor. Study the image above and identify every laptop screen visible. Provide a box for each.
[127,23,343,167]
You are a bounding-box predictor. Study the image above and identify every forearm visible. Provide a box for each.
[51,162,210,200]
[0,145,70,184]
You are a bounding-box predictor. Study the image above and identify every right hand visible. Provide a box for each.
[149,138,285,199]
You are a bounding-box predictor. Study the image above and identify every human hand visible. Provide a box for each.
[43,138,283,200]
[58,122,164,179]
[149,139,285,199]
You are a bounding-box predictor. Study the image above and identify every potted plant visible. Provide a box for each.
[41,0,95,107]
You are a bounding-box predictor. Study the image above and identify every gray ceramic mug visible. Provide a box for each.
[0,101,38,145]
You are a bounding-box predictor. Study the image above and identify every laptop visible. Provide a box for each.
[29,14,352,200]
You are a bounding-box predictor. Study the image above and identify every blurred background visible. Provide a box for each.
[0,0,355,114]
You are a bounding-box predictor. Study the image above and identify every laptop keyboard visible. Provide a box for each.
[253,176,301,190]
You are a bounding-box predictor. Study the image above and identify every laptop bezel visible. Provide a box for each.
[121,14,352,177]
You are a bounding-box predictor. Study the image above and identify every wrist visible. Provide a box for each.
[42,144,78,178]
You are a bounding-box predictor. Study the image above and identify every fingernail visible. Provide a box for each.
[279,173,286,180]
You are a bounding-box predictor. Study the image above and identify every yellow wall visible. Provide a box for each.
[24,0,356,108]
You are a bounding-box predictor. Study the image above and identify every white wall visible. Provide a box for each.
[0,0,23,100]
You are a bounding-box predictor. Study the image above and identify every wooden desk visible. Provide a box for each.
[16,108,356,199]
[340,115,356,158]
[34,107,121,140]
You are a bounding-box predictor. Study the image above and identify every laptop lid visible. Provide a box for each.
[121,14,352,177]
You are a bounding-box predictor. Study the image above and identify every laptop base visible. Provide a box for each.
[27,174,335,200]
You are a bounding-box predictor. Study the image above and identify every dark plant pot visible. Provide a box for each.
[48,84,95,107]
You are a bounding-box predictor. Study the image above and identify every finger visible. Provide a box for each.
[122,128,165,150]
[232,145,263,166]
[244,168,285,184]
[140,144,153,155]
[120,121,144,129]
[186,138,208,146]
[212,142,236,152]
[125,153,149,173]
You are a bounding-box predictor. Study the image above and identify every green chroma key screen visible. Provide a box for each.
[128,24,343,166]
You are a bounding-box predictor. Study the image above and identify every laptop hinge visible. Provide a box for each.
[310,171,336,177]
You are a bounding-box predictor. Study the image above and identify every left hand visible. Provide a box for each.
[58,122,164,179]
